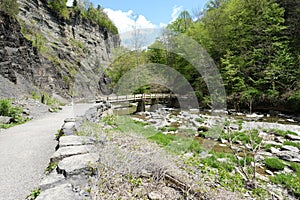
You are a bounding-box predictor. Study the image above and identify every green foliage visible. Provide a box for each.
[69,38,84,49]
[106,48,149,86]
[0,0,19,17]
[45,162,58,173]
[270,173,300,197]
[48,0,69,19]
[25,188,41,200]
[265,128,297,138]
[167,126,177,132]
[288,92,300,112]
[148,132,176,146]
[31,92,62,110]
[71,0,118,34]
[101,114,117,126]
[283,141,300,150]
[144,0,300,112]
[0,99,24,124]
[264,157,285,171]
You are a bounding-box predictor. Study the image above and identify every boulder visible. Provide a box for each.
[57,153,99,177]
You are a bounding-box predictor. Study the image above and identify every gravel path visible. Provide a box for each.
[0,103,95,200]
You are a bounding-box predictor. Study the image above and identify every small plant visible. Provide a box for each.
[264,157,285,171]
[45,162,58,174]
[195,117,204,123]
[25,188,40,200]
[0,99,26,128]
[167,126,177,132]
[101,114,117,126]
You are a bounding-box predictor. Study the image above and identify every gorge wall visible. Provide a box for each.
[0,0,120,99]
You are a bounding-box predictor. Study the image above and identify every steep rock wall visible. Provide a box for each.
[0,0,119,99]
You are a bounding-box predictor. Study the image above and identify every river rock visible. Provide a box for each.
[51,145,95,163]
[277,151,300,162]
[281,145,299,153]
[270,147,280,154]
[286,134,300,141]
[57,153,99,177]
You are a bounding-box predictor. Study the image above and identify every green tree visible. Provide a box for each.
[167,11,193,33]
[0,0,19,17]
[48,0,69,19]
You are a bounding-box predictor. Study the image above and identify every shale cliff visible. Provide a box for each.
[0,0,119,99]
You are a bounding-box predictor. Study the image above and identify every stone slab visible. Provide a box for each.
[59,135,95,148]
[51,145,95,163]
[57,153,99,177]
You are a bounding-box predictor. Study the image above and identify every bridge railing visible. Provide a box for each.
[96,93,175,103]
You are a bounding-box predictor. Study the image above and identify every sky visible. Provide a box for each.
[67,0,208,33]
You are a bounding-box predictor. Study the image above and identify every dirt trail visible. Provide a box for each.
[0,103,94,200]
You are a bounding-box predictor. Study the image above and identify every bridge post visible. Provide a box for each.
[136,99,146,113]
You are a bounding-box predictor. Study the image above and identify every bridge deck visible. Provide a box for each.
[96,94,174,103]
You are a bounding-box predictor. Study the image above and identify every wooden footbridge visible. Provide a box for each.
[96,93,175,103]
[96,93,196,112]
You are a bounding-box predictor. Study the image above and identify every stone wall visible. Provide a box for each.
[36,101,111,199]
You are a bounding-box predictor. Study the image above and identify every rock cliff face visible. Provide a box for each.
[0,0,119,99]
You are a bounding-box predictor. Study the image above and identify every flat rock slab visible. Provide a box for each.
[51,145,95,163]
[281,145,299,153]
[39,172,65,191]
[57,153,99,177]
[286,134,300,141]
[59,135,95,148]
[36,183,86,200]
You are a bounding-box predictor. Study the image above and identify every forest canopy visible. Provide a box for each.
[107,0,300,113]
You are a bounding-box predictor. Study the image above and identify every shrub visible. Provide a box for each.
[0,0,19,17]
[0,99,24,123]
[264,157,285,171]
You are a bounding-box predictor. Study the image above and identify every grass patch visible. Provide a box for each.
[270,173,300,198]
[283,141,300,150]
[264,157,285,171]
[266,129,298,138]
[148,132,176,146]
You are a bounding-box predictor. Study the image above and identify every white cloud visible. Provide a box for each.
[159,23,167,28]
[104,8,156,33]
[171,5,183,22]
[66,0,73,7]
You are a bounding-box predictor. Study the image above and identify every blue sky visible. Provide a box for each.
[67,0,208,33]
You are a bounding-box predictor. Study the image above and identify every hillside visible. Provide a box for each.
[0,0,120,100]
